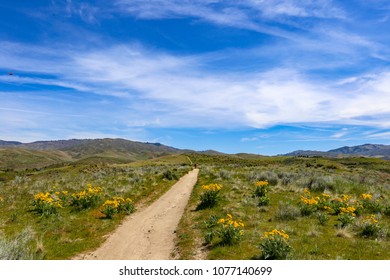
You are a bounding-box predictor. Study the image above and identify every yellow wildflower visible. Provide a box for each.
[360,193,372,200]
[202,184,222,191]
[263,229,289,240]
[255,180,269,187]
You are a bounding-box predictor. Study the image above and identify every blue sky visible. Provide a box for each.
[1,0,390,155]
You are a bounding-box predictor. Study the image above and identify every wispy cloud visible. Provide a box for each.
[2,41,390,131]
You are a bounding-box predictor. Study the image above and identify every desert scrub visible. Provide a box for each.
[357,215,382,238]
[0,228,42,260]
[197,183,222,209]
[337,213,355,228]
[32,192,63,216]
[258,229,292,260]
[316,212,329,226]
[207,214,244,245]
[274,201,300,221]
[101,197,135,219]
[359,193,383,214]
[70,184,103,210]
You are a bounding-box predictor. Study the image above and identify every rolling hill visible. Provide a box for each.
[0,138,186,170]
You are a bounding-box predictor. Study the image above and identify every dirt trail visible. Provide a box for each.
[76,168,199,260]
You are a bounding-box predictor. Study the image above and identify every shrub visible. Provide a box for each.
[316,212,329,226]
[197,184,222,210]
[32,192,63,216]
[162,170,177,180]
[258,229,292,260]
[357,215,381,238]
[259,172,278,186]
[101,197,135,218]
[216,214,244,245]
[299,189,318,216]
[305,176,334,192]
[219,169,232,180]
[275,202,300,221]
[205,214,244,245]
[258,196,270,206]
[0,228,42,260]
[70,185,103,210]
[337,213,355,228]
[254,180,268,197]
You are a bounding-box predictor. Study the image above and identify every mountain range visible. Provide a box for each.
[1,139,390,170]
[284,143,390,160]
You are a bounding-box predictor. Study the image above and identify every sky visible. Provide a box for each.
[1,0,390,155]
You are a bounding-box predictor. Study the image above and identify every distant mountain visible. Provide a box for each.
[0,140,23,146]
[285,144,390,160]
[328,144,390,157]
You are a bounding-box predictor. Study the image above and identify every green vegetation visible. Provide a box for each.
[1,147,390,260]
[177,154,390,260]
[0,155,191,259]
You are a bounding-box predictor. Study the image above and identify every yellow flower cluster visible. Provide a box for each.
[255,180,269,187]
[102,197,133,209]
[202,184,222,192]
[341,194,351,202]
[34,192,63,208]
[0,196,3,202]
[300,189,320,205]
[362,214,378,224]
[360,193,373,200]
[218,214,245,229]
[72,186,103,200]
[263,229,289,240]
[340,206,356,216]
[301,196,319,205]
[102,199,120,209]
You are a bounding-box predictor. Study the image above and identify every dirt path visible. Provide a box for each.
[76,168,199,260]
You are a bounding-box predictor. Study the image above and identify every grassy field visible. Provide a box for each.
[1,152,390,260]
[177,154,390,260]
[0,155,192,259]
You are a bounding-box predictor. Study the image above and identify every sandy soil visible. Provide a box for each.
[75,168,199,260]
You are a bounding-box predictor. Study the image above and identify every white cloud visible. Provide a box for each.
[2,42,390,131]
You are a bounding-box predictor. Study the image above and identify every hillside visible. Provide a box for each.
[0,138,185,170]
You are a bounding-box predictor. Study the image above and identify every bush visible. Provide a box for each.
[0,228,42,260]
[337,213,355,228]
[217,214,244,245]
[254,180,268,197]
[357,215,381,238]
[197,184,222,210]
[275,202,300,221]
[101,197,135,218]
[32,192,63,216]
[316,212,329,226]
[70,185,103,210]
[162,170,177,180]
[258,196,270,206]
[258,229,292,260]
[258,172,278,186]
[305,176,335,192]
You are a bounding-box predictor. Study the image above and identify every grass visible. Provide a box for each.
[176,155,390,260]
[2,152,390,260]
[0,155,191,259]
